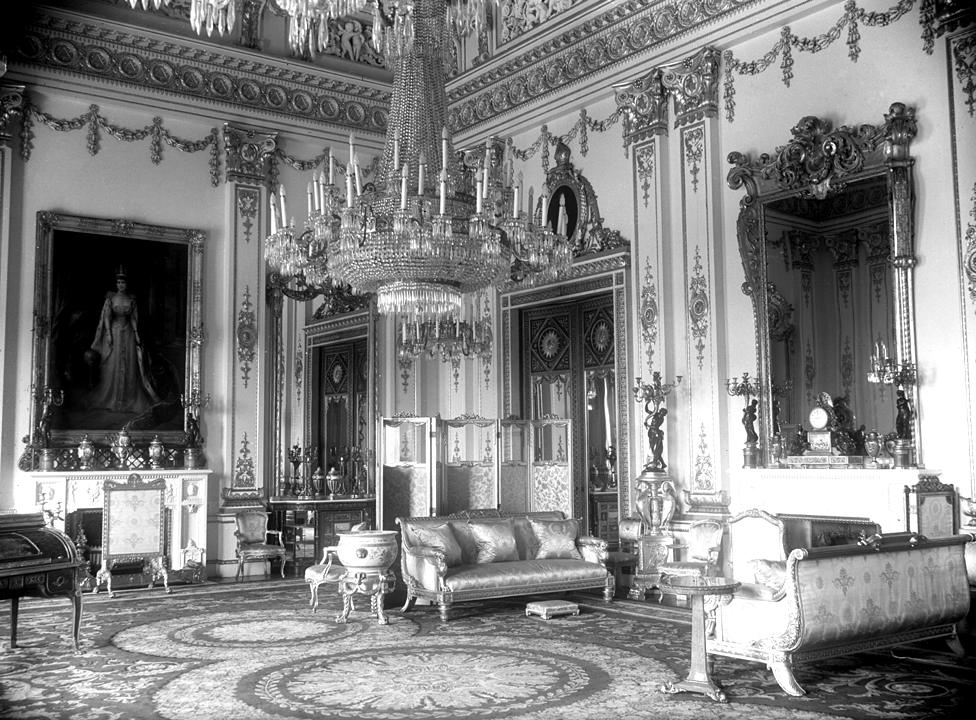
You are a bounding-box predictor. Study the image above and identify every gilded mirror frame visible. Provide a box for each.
[727,102,919,466]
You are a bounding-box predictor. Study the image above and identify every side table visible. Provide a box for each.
[658,574,740,702]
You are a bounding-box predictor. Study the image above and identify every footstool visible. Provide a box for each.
[525,599,580,620]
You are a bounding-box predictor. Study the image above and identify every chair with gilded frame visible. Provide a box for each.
[657,518,725,580]
[94,473,171,597]
[905,477,958,537]
[234,509,287,581]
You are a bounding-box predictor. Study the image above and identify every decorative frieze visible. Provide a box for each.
[13,11,390,134]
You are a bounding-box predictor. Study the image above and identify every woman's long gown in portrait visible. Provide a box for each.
[88,291,159,414]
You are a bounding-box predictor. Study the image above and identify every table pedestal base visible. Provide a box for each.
[336,570,395,625]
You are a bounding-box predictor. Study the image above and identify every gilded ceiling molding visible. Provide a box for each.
[498,0,584,45]
[13,11,390,134]
[223,123,277,185]
[660,46,720,128]
[449,0,755,133]
[0,81,25,147]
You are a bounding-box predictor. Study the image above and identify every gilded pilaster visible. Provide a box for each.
[221,123,277,507]
[950,26,976,494]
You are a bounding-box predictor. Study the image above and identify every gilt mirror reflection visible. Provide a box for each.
[729,103,919,466]
[302,309,374,495]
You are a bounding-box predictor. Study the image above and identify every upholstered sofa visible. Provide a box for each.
[709,508,974,696]
[396,509,614,621]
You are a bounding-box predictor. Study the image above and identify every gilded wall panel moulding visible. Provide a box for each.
[224,123,277,185]
[692,423,714,492]
[689,246,709,370]
[660,46,720,129]
[237,187,259,242]
[616,69,668,149]
[0,81,25,147]
[635,142,656,207]
[965,182,976,304]
[952,30,976,118]
[14,13,390,133]
[237,285,257,388]
[640,257,658,372]
[448,0,755,132]
[682,126,704,193]
[223,432,260,502]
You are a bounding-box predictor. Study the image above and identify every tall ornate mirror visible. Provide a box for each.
[301,308,375,492]
[728,103,919,467]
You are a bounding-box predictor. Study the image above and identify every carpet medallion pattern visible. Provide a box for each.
[1,582,973,719]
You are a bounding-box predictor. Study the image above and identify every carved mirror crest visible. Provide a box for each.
[728,102,919,466]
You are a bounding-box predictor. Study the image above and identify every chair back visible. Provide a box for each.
[685,519,724,563]
[905,478,958,537]
[726,509,787,582]
[235,510,272,545]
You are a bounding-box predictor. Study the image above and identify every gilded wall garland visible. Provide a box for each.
[19,101,220,185]
[723,0,927,122]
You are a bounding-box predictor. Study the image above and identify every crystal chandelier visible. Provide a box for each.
[133,0,571,330]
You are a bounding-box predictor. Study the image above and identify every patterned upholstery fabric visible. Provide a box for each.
[403,521,463,567]
[468,519,519,563]
[749,558,787,592]
[529,518,583,560]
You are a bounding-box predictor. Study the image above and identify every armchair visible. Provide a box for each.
[234,510,287,581]
[658,519,724,579]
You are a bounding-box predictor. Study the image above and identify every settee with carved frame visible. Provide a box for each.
[396,509,613,621]
[709,508,973,696]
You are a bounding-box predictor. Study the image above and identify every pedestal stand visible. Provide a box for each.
[336,570,396,625]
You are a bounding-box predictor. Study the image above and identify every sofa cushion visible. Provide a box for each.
[529,517,582,560]
[749,558,787,593]
[469,518,519,563]
[443,559,608,592]
[403,521,463,567]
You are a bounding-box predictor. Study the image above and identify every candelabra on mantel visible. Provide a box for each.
[726,372,762,468]
[867,341,916,388]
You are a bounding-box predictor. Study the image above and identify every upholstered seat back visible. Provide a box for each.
[726,509,787,584]
[236,510,272,544]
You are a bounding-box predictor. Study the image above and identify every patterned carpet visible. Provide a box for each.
[1,580,974,719]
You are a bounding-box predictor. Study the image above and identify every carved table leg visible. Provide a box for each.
[660,593,728,702]
[70,590,82,652]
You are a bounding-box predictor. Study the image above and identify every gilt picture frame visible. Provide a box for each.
[29,211,205,449]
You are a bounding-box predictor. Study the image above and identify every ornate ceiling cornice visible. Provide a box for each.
[448,0,758,133]
[12,9,391,135]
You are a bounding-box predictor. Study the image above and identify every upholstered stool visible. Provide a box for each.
[525,599,580,620]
